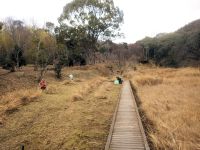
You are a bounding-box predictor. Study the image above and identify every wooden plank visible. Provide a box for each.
[104,84,123,150]
[105,81,150,150]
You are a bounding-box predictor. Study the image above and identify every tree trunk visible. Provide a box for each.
[37,66,47,82]
[34,40,41,71]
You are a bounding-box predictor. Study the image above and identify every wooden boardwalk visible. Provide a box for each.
[105,81,150,150]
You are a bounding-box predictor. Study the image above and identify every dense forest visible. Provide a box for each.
[132,19,200,67]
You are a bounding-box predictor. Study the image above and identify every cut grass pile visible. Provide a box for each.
[0,89,41,125]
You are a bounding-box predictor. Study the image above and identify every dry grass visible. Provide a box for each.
[72,94,83,102]
[62,80,76,85]
[70,77,106,102]
[61,81,120,150]
[0,69,36,95]
[127,66,200,150]
[0,65,120,149]
[45,85,60,94]
[74,77,105,97]
[134,75,163,86]
[0,89,41,124]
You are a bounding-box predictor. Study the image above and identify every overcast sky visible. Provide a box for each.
[0,0,200,43]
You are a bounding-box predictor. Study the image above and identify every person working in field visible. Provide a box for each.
[69,74,74,80]
[114,76,123,85]
[116,76,123,84]
[39,79,47,90]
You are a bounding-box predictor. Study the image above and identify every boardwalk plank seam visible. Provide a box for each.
[105,80,150,150]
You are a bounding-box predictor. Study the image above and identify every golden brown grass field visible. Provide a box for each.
[0,65,120,150]
[1,64,200,150]
[125,65,200,150]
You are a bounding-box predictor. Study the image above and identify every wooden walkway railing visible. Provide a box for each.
[105,80,150,150]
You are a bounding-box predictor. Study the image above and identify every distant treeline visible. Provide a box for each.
[0,12,199,78]
[0,0,125,76]
[131,19,200,67]
[0,19,58,71]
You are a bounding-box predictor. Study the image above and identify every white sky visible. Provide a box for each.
[0,0,200,43]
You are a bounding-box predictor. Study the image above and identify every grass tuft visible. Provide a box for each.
[45,85,59,94]
[96,96,107,99]
[135,76,163,86]
[62,80,76,85]
[72,95,83,102]
[0,89,41,123]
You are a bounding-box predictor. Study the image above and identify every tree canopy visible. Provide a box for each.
[59,0,123,40]
[57,0,124,64]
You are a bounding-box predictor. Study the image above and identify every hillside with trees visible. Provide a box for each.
[131,19,200,67]
[0,1,200,150]
[0,0,124,80]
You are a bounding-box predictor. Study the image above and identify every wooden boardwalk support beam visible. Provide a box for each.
[105,80,150,150]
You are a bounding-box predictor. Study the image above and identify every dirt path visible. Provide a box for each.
[0,78,120,150]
